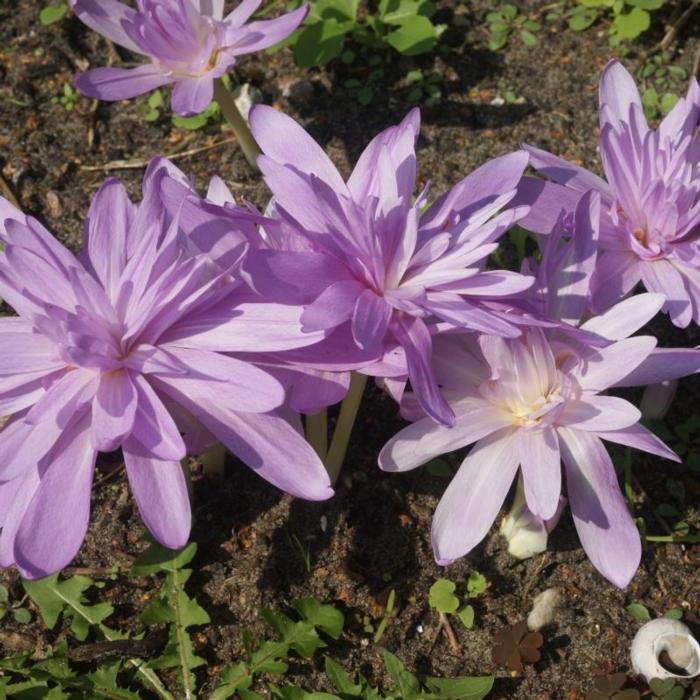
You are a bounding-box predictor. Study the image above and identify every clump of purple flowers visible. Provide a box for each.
[0,159,331,579]
[1,48,700,591]
[71,0,307,115]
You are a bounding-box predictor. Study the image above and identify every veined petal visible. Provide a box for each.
[85,178,135,300]
[129,375,186,461]
[69,0,142,53]
[574,336,657,391]
[379,398,510,472]
[13,414,97,579]
[596,423,679,462]
[614,347,700,387]
[392,314,455,426]
[559,394,641,432]
[301,280,366,333]
[75,65,172,102]
[171,76,214,117]
[432,428,520,565]
[249,105,346,192]
[599,59,643,126]
[163,298,327,352]
[224,0,261,25]
[558,427,641,588]
[352,290,392,350]
[226,6,308,54]
[640,259,693,328]
[154,376,334,501]
[91,368,138,452]
[580,293,665,340]
[518,426,561,520]
[155,345,285,414]
[590,250,641,313]
[523,144,612,197]
[123,439,191,549]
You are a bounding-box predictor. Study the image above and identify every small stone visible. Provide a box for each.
[46,190,62,218]
[527,588,562,631]
[232,83,262,119]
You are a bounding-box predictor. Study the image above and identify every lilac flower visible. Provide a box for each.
[378,191,700,587]
[70,0,307,115]
[379,324,682,588]
[522,59,700,327]
[0,159,332,579]
[245,106,535,425]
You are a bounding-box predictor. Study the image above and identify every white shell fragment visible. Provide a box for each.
[631,618,700,683]
[527,588,562,631]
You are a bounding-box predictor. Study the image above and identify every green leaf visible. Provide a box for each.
[356,86,374,105]
[626,0,663,9]
[262,611,326,658]
[308,0,358,23]
[424,675,495,700]
[23,575,114,641]
[324,657,362,695]
[12,608,31,624]
[612,7,650,39]
[131,541,197,576]
[466,572,488,598]
[294,19,351,67]
[664,608,683,620]
[520,29,537,46]
[580,0,615,6]
[39,3,68,26]
[457,605,475,629]
[380,0,436,25]
[428,579,459,613]
[501,4,518,19]
[385,15,438,56]
[293,598,344,640]
[406,69,423,84]
[382,651,420,700]
[627,601,651,621]
[488,31,509,50]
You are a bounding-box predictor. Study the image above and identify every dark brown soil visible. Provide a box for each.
[0,1,698,699]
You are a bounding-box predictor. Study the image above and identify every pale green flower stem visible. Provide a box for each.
[199,443,227,481]
[213,78,261,169]
[305,410,328,461]
[325,372,368,485]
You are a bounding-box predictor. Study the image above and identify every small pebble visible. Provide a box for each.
[527,588,562,631]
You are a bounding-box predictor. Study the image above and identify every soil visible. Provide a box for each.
[0,1,699,699]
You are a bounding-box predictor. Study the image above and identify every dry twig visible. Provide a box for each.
[80,137,239,172]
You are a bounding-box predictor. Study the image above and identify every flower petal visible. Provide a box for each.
[69,0,141,53]
[379,398,509,472]
[574,336,657,391]
[123,439,191,549]
[75,65,171,102]
[558,427,641,588]
[432,428,520,565]
[13,414,97,579]
[171,76,214,117]
[518,426,561,520]
[91,368,138,452]
[249,105,346,192]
